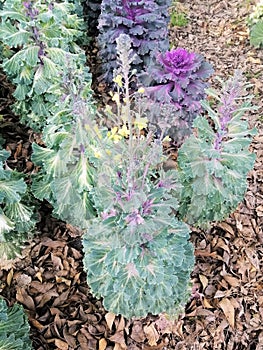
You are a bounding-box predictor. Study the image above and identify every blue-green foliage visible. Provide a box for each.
[0,0,93,130]
[177,71,257,227]
[0,298,32,350]
[83,34,194,318]
[247,1,263,48]
[97,0,171,82]
[0,149,36,260]
[31,59,96,229]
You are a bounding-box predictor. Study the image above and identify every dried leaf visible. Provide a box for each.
[99,338,108,350]
[109,331,126,347]
[105,312,116,331]
[222,275,240,288]
[203,298,214,309]
[219,298,235,328]
[199,274,209,290]
[35,271,43,282]
[143,324,159,346]
[245,248,260,270]
[16,287,35,310]
[54,338,69,350]
[6,269,13,286]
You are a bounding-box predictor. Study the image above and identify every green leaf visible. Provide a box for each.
[0,23,31,47]
[0,178,26,203]
[32,65,51,95]
[250,20,263,48]
[0,212,15,237]
[42,56,60,79]
[0,299,32,350]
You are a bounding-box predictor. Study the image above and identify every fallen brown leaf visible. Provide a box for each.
[219,298,235,328]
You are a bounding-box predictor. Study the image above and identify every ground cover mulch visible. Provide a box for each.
[0,0,263,349]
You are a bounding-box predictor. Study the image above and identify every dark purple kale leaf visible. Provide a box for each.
[97,0,171,82]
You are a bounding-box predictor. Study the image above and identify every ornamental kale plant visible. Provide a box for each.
[0,298,32,350]
[0,148,36,261]
[0,0,93,131]
[177,71,257,227]
[247,0,263,48]
[31,58,96,229]
[82,34,195,319]
[97,0,171,82]
[142,47,214,144]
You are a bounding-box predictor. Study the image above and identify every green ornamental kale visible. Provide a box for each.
[31,59,96,229]
[177,71,257,227]
[0,298,32,350]
[247,0,263,48]
[0,148,36,260]
[0,0,92,131]
[83,34,194,318]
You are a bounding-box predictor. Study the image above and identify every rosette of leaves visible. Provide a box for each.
[82,34,194,319]
[142,47,214,144]
[0,298,32,350]
[177,71,257,227]
[31,60,96,229]
[0,0,91,131]
[0,149,36,261]
[83,146,194,318]
[97,0,171,82]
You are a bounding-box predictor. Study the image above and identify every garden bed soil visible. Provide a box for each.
[0,0,263,349]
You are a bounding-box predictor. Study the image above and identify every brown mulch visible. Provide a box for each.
[0,0,263,349]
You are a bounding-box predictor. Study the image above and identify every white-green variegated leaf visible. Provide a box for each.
[13,84,30,101]
[32,65,51,95]
[0,212,15,237]
[72,154,93,191]
[42,56,60,79]
[0,23,31,47]
[0,298,32,349]
[22,46,40,66]
[31,175,52,201]
[45,47,72,65]
[2,51,25,74]
[5,202,35,232]
[52,176,79,208]
[0,10,27,21]
[31,143,56,165]
[0,178,26,203]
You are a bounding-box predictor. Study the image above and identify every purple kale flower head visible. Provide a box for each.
[159,48,196,77]
[144,47,214,116]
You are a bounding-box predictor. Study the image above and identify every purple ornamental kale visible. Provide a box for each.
[97,0,171,82]
[144,48,214,117]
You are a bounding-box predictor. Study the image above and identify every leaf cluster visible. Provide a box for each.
[0,0,93,130]
[0,298,32,350]
[97,0,171,82]
[177,71,257,227]
[82,34,194,318]
[247,0,263,48]
[142,47,214,145]
[0,149,36,260]
[31,59,96,229]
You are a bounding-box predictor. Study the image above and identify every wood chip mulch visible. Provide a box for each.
[0,0,263,349]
